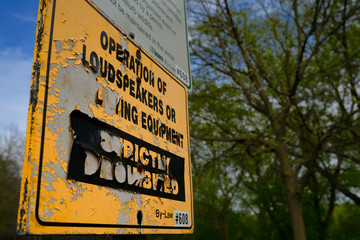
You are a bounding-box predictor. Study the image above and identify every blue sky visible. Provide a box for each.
[0,1,38,132]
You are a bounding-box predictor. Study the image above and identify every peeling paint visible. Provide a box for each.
[17,0,192,235]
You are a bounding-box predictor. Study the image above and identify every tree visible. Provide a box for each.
[188,0,360,239]
[0,125,24,239]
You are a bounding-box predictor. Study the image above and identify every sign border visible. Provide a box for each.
[33,0,193,230]
[183,0,193,89]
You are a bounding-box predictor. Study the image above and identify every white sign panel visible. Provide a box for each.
[91,0,192,88]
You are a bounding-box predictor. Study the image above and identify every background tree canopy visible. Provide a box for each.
[0,126,24,240]
[186,0,360,239]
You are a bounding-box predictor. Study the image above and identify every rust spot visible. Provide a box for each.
[129,32,135,39]
[136,76,141,85]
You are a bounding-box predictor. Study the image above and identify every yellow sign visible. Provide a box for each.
[17,0,193,235]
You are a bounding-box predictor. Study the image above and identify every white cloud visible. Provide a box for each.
[0,47,33,132]
[7,11,37,23]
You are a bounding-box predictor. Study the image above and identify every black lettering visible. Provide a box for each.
[171,108,176,123]
[139,62,143,78]
[132,106,138,124]
[163,125,167,137]
[141,111,147,129]
[115,97,120,115]
[180,134,184,148]
[166,126,171,141]
[157,179,164,192]
[123,74,129,92]
[173,132,179,146]
[143,66,149,82]
[153,95,158,112]
[163,81,167,95]
[142,88,148,105]
[123,49,129,68]
[136,59,141,76]
[135,84,141,101]
[147,115,153,133]
[82,44,89,67]
[90,51,99,72]
[149,71,154,86]
[108,63,115,83]
[109,37,115,55]
[100,31,108,50]
[116,43,124,62]
[116,69,122,89]
[159,100,163,115]
[153,118,159,135]
[129,55,135,73]
[120,99,124,117]
[124,100,131,121]
[157,77,162,93]
[172,129,176,144]
[166,105,171,120]
[148,91,153,109]
[100,57,107,77]
[159,125,163,138]
[130,79,135,97]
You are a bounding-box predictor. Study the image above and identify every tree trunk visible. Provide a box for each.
[278,147,307,240]
[285,182,307,240]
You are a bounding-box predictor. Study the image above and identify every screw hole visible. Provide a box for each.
[137,210,143,225]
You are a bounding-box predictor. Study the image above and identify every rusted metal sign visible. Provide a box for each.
[17,0,193,235]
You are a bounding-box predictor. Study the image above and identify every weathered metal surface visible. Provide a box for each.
[17,0,193,235]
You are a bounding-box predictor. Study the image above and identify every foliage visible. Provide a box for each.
[187,0,360,239]
[328,203,360,239]
[0,126,23,239]
[0,156,21,240]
